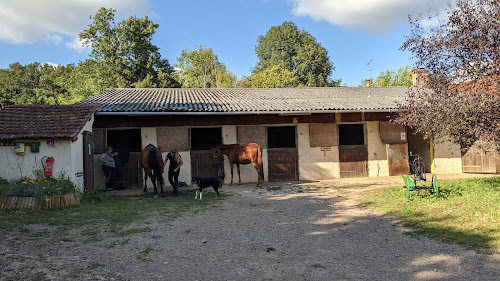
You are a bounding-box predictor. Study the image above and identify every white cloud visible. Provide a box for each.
[46,34,63,44]
[0,0,151,48]
[290,0,453,33]
[66,37,87,53]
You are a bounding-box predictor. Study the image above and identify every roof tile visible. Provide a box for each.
[0,105,98,141]
[80,87,413,113]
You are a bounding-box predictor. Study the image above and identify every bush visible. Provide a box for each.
[0,171,78,198]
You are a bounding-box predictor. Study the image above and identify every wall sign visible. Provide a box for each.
[400,132,406,141]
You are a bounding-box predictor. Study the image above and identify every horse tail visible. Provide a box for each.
[257,145,264,179]
[148,147,164,187]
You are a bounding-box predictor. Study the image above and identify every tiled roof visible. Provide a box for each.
[79,87,414,113]
[0,105,99,141]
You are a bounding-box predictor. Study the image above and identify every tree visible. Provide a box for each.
[396,0,500,151]
[254,21,334,87]
[79,7,177,87]
[360,65,413,87]
[175,46,236,88]
[238,64,300,88]
[0,62,72,108]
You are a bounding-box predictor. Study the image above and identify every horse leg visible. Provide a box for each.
[251,161,262,188]
[237,164,242,185]
[230,163,234,186]
[151,174,158,197]
[143,168,148,193]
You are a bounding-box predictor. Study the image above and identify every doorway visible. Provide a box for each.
[190,127,223,178]
[106,129,142,189]
[407,128,431,173]
[338,124,368,178]
[267,126,298,181]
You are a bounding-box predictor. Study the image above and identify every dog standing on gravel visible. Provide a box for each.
[192,177,221,200]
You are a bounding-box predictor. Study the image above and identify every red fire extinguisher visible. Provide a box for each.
[42,156,54,177]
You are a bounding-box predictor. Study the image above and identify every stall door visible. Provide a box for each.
[267,126,298,182]
[339,145,368,178]
[339,124,368,178]
[190,128,223,178]
[462,144,498,173]
[388,143,410,176]
[112,153,142,189]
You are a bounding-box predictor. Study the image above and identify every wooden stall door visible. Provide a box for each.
[268,148,298,182]
[339,145,368,178]
[111,152,142,189]
[388,143,410,176]
[83,131,95,193]
[191,151,222,178]
[462,145,498,173]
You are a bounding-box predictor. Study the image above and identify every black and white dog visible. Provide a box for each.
[191,177,221,200]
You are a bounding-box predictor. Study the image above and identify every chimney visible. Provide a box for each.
[412,69,430,88]
[377,77,385,86]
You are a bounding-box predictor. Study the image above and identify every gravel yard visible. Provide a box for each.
[1,175,499,280]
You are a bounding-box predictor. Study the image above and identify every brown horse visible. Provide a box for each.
[139,144,166,196]
[211,143,264,187]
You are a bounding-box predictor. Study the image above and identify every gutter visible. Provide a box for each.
[95,109,398,116]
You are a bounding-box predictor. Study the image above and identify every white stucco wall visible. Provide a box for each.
[297,123,339,180]
[0,139,72,182]
[432,140,463,174]
[141,127,158,147]
[366,121,390,177]
[0,118,94,191]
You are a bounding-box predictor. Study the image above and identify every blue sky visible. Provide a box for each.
[0,0,450,86]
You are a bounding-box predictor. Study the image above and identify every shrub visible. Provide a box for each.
[0,171,78,198]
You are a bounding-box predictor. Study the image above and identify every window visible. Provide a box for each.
[268,126,296,148]
[191,128,222,150]
[338,124,364,145]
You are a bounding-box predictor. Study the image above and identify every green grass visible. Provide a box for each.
[360,176,500,253]
[0,190,223,242]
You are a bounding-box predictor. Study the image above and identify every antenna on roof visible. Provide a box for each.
[366,59,373,78]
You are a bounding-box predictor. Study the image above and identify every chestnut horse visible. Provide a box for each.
[211,143,264,187]
[139,144,166,196]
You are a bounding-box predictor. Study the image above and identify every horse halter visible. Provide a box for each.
[212,148,221,158]
[212,148,225,164]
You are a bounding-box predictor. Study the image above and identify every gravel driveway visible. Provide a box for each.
[1,176,499,280]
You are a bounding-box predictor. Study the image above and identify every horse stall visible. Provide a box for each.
[190,127,223,179]
[266,126,299,181]
[93,128,143,190]
[338,123,368,178]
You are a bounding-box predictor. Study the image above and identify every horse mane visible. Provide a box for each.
[148,147,164,187]
[216,144,239,153]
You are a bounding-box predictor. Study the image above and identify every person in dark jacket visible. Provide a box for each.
[166,148,183,196]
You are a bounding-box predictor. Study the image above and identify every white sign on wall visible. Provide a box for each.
[401,132,406,141]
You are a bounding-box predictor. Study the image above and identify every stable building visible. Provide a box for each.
[0,105,98,191]
[78,86,465,191]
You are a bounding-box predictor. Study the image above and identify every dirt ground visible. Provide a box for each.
[1,174,499,280]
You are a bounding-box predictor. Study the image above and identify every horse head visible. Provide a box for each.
[210,145,221,158]
[211,145,225,164]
